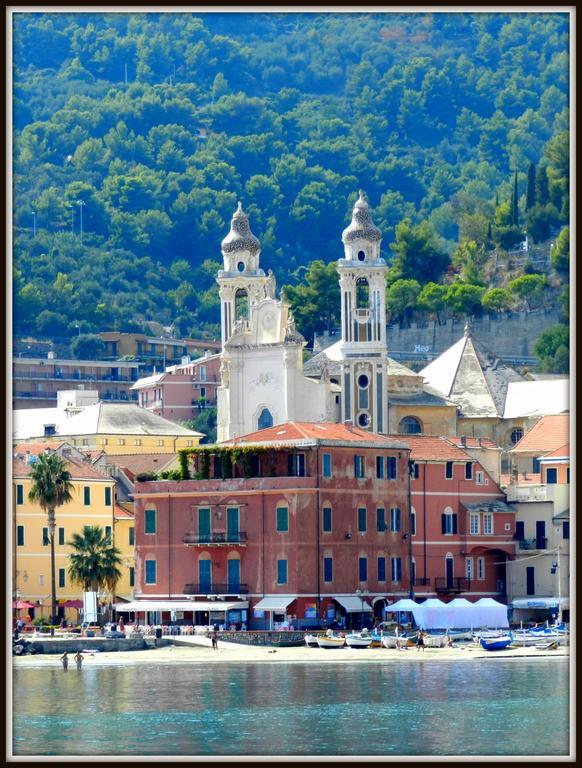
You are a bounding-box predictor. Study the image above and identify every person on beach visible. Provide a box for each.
[211,630,218,650]
[417,630,425,651]
[60,651,69,670]
[74,651,84,670]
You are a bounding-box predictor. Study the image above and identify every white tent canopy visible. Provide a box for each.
[385,597,510,630]
[472,598,509,628]
[445,598,478,629]
[416,598,448,629]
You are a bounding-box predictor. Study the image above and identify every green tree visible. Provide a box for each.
[482,287,513,314]
[71,334,106,360]
[386,278,421,327]
[550,227,569,274]
[444,283,485,318]
[525,162,536,211]
[184,408,217,444]
[510,169,519,226]
[28,453,74,633]
[388,220,450,285]
[417,282,447,324]
[534,324,569,373]
[68,525,122,625]
[452,240,488,285]
[282,260,340,345]
[508,274,547,311]
[536,165,550,205]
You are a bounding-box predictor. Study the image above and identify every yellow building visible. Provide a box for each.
[113,501,136,605]
[13,398,204,455]
[12,443,125,624]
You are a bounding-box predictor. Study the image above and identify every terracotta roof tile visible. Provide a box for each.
[510,414,570,453]
[12,454,113,482]
[224,421,406,447]
[114,503,134,519]
[12,441,67,457]
[542,443,569,459]
[396,435,472,461]
[106,453,178,476]
[448,436,500,449]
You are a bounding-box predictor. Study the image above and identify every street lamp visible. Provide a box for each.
[31,210,36,237]
[355,587,369,630]
[76,199,86,244]
[74,323,81,337]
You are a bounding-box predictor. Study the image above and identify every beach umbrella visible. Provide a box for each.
[13,600,35,610]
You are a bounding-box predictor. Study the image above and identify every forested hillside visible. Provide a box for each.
[12,11,569,370]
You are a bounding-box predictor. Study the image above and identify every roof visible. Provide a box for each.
[510,414,570,454]
[500,472,542,486]
[463,500,514,513]
[541,443,570,460]
[394,435,473,462]
[130,372,166,389]
[303,341,422,379]
[12,454,113,482]
[114,503,134,520]
[388,387,457,408]
[503,379,569,418]
[12,407,69,440]
[105,453,178,478]
[221,421,409,449]
[51,402,203,437]
[420,332,524,418]
[448,436,500,450]
[12,441,67,456]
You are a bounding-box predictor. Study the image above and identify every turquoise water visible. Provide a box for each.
[12,659,569,757]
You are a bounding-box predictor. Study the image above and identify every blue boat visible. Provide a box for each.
[480,633,513,651]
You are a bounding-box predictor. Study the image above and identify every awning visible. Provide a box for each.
[511,597,569,610]
[59,599,83,608]
[552,509,569,520]
[113,600,249,613]
[253,596,296,612]
[334,596,373,613]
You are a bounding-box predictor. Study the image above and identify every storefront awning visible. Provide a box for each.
[334,596,373,613]
[113,600,248,612]
[511,597,569,609]
[253,596,296,612]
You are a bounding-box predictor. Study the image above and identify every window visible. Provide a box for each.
[411,509,416,536]
[145,509,156,535]
[119,438,125,446]
[129,567,135,587]
[526,565,535,595]
[376,508,386,532]
[476,470,485,485]
[376,456,384,479]
[16,484,24,505]
[134,439,142,446]
[390,507,401,532]
[359,556,368,582]
[412,462,419,479]
[563,521,569,540]
[354,455,365,478]
[322,453,332,478]
[39,575,44,586]
[477,557,485,580]
[276,506,289,532]
[546,468,558,484]
[58,568,65,588]
[198,508,210,542]
[105,526,112,541]
[483,513,493,535]
[288,453,305,477]
[145,560,157,584]
[157,439,165,447]
[511,428,523,445]
[398,416,422,434]
[391,557,402,582]
[200,365,207,382]
[567,467,570,484]
[533,457,541,473]
[470,514,480,535]
[445,462,454,480]
[17,525,24,546]
[387,456,397,480]
[465,557,474,580]
[442,511,458,535]
[465,462,473,480]
[42,527,49,546]
[58,527,65,545]
[84,486,91,505]
[99,438,108,446]
[323,556,333,583]
[129,527,135,546]
[358,507,367,533]
[322,507,332,533]
[277,559,288,585]
[377,556,386,582]
[105,486,112,506]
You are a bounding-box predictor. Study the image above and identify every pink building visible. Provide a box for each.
[131,352,221,422]
[406,435,516,601]
[131,422,411,629]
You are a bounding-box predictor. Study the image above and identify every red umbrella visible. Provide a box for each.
[61,600,83,609]
[13,600,35,609]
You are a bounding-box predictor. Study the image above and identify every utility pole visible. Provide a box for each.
[408,459,415,600]
[76,199,86,244]
[31,210,36,237]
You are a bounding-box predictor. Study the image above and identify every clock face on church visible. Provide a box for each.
[262,311,275,330]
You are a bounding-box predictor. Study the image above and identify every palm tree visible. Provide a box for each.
[28,452,74,635]
[68,525,122,625]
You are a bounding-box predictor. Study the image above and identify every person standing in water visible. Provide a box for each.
[74,651,84,670]
[60,651,69,670]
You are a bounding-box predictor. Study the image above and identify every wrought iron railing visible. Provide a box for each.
[183,583,249,595]
[518,537,548,550]
[434,577,471,594]
[182,531,248,545]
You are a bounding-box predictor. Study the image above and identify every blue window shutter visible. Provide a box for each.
[378,557,386,581]
[441,514,446,534]
[397,558,402,581]
[452,514,458,534]
[359,557,367,582]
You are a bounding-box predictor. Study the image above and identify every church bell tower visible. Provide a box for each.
[337,191,389,434]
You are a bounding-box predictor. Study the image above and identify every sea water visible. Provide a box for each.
[11,659,569,757]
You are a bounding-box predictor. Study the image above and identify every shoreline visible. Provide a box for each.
[12,639,569,666]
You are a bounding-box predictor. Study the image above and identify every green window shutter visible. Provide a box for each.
[58,568,65,588]
[277,559,287,584]
[145,509,156,534]
[84,486,91,505]
[129,527,135,546]
[322,507,332,533]
[17,525,24,546]
[105,486,112,506]
[16,485,24,505]
[58,527,65,545]
[276,507,289,532]
[145,560,156,584]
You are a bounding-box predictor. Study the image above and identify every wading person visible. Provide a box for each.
[74,651,84,670]
[417,630,425,652]
[211,629,218,651]
[60,651,69,670]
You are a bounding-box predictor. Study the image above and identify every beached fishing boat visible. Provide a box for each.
[513,629,566,647]
[423,632,448,648]
[381,632,411,649]
[271,636,306,648]
[446,629,473,642]
[304,633,319,647]
[317,630,345,648]
[480,633,513,651]
[345,631,373,649]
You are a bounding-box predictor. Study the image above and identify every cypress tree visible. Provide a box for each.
[525,162,536,211]
[487,221,492,244]
[536,165,549,206]
[510,170,519,226]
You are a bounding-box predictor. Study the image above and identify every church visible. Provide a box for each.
[216,192,457,442]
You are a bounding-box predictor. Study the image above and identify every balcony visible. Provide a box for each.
[435,577,471,595]
[13,371,136,383]
[182,531,248,546]
[412,577,431,587]
[505,485,547,502]
[183,583,249,595]
[517,536,548,551]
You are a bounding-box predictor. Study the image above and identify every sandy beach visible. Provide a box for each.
[12,635,569,666]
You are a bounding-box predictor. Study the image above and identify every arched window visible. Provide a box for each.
[398,416,422,434]
[356,278,369,308]
[357,250,366,262]
[510,427,523,445]
[258,408,273,430]
[445,553,454,588]
[235,289,248,321]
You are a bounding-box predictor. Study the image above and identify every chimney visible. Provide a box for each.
[204,349,211,358]
[344,420,353,432]
[47,350,55,360]
[460,435,466,447]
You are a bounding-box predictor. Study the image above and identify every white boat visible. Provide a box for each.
[513,629,566,647]
[423,633,447,648]
[446,629,473,642]
[381,632,410,649]
[317,630,346,648]
[345,631,373,648]
[304,633,319,647]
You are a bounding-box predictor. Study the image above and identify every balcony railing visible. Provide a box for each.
[182,531,248,546]
[13,371,136,382]
[435,577,471,595]
[517,536,548,551]
[183,583,249,595]
[412,577,431,586]
[505,485,547,502]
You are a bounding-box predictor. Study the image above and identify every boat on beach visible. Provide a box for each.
[304,633,319,647]
[317,630,346,648]
[480,633,513,651]
[345,631,373,648]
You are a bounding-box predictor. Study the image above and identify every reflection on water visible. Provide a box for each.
[12,660,569,756]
